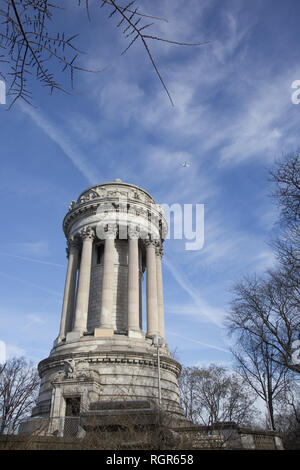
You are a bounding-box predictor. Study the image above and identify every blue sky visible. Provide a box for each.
[1,0,300,368]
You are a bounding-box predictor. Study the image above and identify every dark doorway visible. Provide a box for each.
[64,396,81,437]
[65,396,81,416]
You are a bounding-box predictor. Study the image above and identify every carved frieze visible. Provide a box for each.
[50,358,103,384]
[68,183,155,217]
[64,183,164,242]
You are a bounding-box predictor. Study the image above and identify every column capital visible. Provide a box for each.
[78,226,96,241]
[104,223,118,239]
[144,237,159,249]
[66,236,80,258]
[128,225,140,240]
[155,243,164,258]
[68,235,81,249]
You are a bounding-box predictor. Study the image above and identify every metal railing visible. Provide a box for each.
[48,416,83,438]
[19,416,84,438]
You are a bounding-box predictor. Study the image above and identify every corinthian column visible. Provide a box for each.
[57,237,80,342]
[127,227,140,332]
[156,244,165,339]
[72,226,95,335]
[98,224,117,332]
[146,239,158,337]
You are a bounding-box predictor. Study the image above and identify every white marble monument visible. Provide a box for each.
[20,180,184,435]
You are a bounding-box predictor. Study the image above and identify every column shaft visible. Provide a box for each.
[156,248,165,339]
[128,237,140,330]
[146,241,158,336]
[139,272,143,330]
[73,228,95,333]
[100,237,115,328]
[58,240,79,339]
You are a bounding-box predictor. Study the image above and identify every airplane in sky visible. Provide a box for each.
[180,162,191,167]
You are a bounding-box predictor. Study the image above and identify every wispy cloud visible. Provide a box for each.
[0,251,65,268]
[167,330,230,354]
[0,271,62,298]
[65,112,102,144]
[4,241,50,258]
[5,344,26,360]
[194,359,234,369]
[84,4,300,173]
[26,314,45,326]
[164,256,225,326]
[218,76,296,166]
[18,103,100,185]
[251,250,277,272]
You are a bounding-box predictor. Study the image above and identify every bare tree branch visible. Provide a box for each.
[178,365,258,426]
[0,357,40,434]
[0,0,208,107]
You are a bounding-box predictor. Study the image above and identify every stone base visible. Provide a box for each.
[127,329,145,339]
[35,346,184,419]
[94,328,114,338]
[17,413,285,450]
[53,337,61,347]
[80,399,189,433]
[18,417,50,436]
[66,331,81,342]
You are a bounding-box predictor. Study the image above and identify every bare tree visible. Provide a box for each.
[275,381,300,449]
[269,150,300,230]
[228,273,300,375]
[178,366,200,423]
[0,357,40,434]
[178,365,258,426]
[269,151,300,292]
[227,151,300,433]
[0,0,207,108]
[230,334,290,430]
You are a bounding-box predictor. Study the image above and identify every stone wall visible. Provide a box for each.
[4,420,285,450]
[173,422,284,450]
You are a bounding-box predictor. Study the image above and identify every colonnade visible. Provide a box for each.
[58,225,165,342]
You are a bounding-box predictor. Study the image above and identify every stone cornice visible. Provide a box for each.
[63,203,98,236]
[38,350,182,378]
[63,199,168,241]
[77,182,155,204]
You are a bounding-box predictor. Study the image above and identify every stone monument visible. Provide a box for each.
[19,179,184,437]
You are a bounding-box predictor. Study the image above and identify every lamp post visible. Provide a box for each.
[152,335,163,406]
